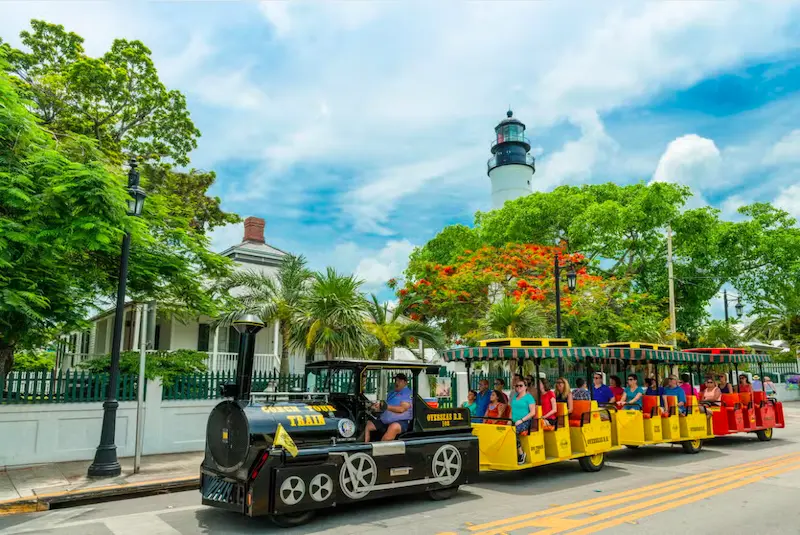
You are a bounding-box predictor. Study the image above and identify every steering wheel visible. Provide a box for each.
[364,399,387,417]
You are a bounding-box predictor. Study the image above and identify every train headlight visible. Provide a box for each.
[338,419,356,438]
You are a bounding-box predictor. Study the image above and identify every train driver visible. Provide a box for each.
[364,373,413,442]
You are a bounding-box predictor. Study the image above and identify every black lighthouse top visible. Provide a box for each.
[487,109,535,175]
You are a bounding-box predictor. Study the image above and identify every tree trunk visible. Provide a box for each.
[279,323,291,376]
[0,345,15,395]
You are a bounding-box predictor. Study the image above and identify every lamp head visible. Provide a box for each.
[233,313,264,335]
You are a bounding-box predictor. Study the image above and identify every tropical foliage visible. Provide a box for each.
[79,349,207,387]
[364,294,445,360]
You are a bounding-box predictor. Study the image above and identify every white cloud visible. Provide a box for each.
[764,130,800,165]
[719,195,748,221]
[208,222,244,252]
[775,184,800,220]
[535,111,618,190]
[652,134,721,188]
[354,240,416,289]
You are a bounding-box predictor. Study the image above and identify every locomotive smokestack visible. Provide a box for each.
[232,313,264,401]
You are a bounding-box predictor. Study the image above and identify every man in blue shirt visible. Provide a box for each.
[365,373,413,442]
[663,375,687,415]
[592,373,615,404]
[474,379,491,423]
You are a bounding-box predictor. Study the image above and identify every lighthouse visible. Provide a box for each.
[487,109,535,209]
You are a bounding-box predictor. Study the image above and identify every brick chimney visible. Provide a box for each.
[243,216,265,243]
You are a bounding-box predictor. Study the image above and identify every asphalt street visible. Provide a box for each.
[2,406,799,535]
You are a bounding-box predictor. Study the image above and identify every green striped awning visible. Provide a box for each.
[441,346,772,364]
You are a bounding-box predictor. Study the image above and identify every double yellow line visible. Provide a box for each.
[453,452,800,535]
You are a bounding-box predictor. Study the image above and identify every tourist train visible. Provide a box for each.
[200,319,785,527]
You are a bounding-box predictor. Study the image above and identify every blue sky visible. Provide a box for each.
[3,1,800,318]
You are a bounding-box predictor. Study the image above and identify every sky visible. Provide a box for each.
[2,1,800,322]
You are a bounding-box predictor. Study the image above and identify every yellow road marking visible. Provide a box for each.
[560,461,800,535]
[466,452,799,535]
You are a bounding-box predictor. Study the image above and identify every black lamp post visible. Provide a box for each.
[735,299,744,318]
[88,157,146,478]
[554,253,578,376]
[723,289,744,323]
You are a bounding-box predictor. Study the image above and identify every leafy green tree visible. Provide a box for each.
[10,350,56,372]
[364,294,445,360]
[79,349,207,387]
[743,279,800,358]
[0,56,129,380]
[301,268,371,360]
[473,297,548,341]
[698,320,742,348]
[1,20,199,166]
[219,254,313,375]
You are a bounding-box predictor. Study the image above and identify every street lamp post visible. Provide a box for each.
[723,289,744,323]
[554,253,578,376]
[88,157,146,478]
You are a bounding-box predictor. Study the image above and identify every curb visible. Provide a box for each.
[0,476,199,516]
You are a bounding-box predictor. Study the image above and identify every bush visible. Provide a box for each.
[79,349,208,387]
[11,350,56,372]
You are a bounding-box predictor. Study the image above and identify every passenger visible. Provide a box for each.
[738,374,752,393]
[474,379,492,422]
[620,374,644,409]
[609,375,624,401]
[751,375,762,391]
[364,373,412,442]
[510,379,537,464]
[718,374,734,394]
[538,378,557,426]
[679,373,698,401]
[592,373,616,405]
[555,377,574,413]
[701,378,721,406]
[644,377,666,412]
[571,378,591,400]
[462,390,478,417]
[483,390,507,424]
[494,378,509,403]
[663,375,687,415]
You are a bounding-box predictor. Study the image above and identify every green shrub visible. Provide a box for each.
[79,349,208,387]
[11,350,56,372]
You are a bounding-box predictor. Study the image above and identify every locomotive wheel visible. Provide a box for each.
[578,453,605,472]
[270,511,316,528]
[681,439,703,454]
[428,486,459,501]
[756,428,773,442]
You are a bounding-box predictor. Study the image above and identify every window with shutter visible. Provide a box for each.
[198,324,211,352]
[227,326,241,353]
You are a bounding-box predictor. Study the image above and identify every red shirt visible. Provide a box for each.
[610,386,624,400]
[540,390,556,419]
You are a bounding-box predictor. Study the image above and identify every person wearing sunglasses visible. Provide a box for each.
[592,372,615,405]
[555,377,573,413]
[510,381,537,464]
[619,374,644,410]
[701,378,721,406]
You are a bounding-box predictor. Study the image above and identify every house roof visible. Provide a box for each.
[219,240,287,268]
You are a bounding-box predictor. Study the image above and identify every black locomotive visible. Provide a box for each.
[200,318,478,527]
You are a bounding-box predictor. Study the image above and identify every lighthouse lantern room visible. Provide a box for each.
[487,109,535,210]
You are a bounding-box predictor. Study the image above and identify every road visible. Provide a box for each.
[2,406,799,535]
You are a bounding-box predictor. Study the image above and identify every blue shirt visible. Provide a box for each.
[663,385,686,413]
[593,384,615,404]
[475,390,492,418]
[510,393,536,422]
[623,386,645,409]
[381,387,412,424]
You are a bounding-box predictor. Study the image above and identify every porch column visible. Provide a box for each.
[273,320,280,371]
[75,331,83,359]
[131,305,143,351]
[89,321,97,356]
[212,325,220,371]
[105,317,113,355]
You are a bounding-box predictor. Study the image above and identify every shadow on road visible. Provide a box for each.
[186,490,482,534]
[472,461,628,496]
[607,445,727,466]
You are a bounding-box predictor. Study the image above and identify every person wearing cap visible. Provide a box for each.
[364,373,413,442]
[751,375,762,391]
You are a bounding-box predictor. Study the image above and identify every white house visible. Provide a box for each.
[58,217,306,374]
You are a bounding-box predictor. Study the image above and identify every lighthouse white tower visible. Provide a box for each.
[487,110,535,210]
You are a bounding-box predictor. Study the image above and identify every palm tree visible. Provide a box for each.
[478,297,549,338]
[699,319,741,348]
[364,294,445,360]
[743,283,800,354]
[218,254,312,375]
[301,268,371,360]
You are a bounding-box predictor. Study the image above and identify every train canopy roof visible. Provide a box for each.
[441,346,772,364]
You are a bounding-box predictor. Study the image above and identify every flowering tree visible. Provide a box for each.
[392,243,661,346]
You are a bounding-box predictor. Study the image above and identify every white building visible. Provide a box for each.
[59,217,306,374]
[487,109,535,210]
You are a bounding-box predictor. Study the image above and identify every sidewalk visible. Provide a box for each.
[0,451,202,515]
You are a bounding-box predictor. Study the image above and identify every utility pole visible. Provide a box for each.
[723,289,729,323]
[667,225,677,347]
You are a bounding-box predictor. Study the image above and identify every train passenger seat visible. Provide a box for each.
[721,393,740,409]
[570,400,591,427]
[642,395,659,419]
